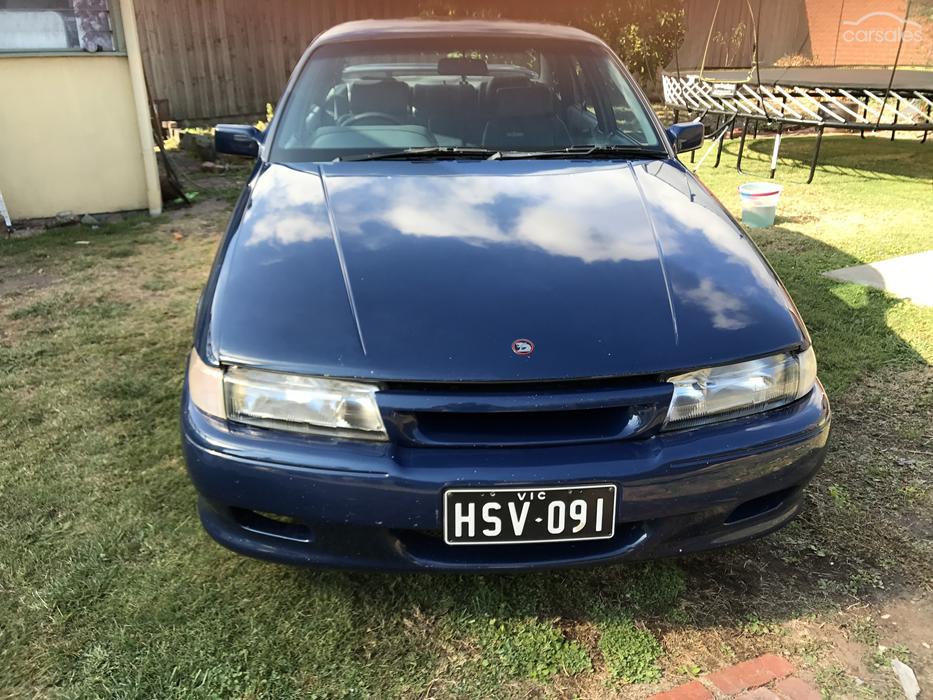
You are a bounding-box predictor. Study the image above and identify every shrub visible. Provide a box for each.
[418,0,685,91]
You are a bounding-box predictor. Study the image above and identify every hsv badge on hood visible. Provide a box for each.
[512,339,535,356]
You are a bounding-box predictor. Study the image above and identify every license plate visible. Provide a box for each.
[443,484,616,545]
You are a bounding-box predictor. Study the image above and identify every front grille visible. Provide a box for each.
[377,378,673,448]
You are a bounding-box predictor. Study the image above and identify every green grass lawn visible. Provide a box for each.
[0,136,930,699]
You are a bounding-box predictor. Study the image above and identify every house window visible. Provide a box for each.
[0,0,116,53]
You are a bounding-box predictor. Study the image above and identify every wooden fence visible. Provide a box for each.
[135,0,417,121]
[131,0,822,122]
[135,0,926,121]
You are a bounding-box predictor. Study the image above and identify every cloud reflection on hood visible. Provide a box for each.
[216,159,804,379]
[633,161,793,332]
[326,166,663,264]
[238,160,798,338]
[244,166,332,247]
[244,162,667,264]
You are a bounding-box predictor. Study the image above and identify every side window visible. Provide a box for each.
[0,0,116,53]
[560,57,600,141]
[582,54,659,147]
[604,73,642,137]
[572,59,598,117]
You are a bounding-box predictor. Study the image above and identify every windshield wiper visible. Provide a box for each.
[489,145,668,161]
[336,144,667,163]
[335,147,500,162]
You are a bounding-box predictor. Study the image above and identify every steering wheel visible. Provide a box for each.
[338,112,403,126]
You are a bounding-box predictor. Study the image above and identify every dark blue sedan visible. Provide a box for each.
[182,19,830,570]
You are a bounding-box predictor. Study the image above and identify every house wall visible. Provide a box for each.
[0,0,160,221]
[675,0,931,69]
[676,0,812,70]
[804,0,932,67]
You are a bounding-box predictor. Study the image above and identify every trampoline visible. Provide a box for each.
[675,67,933,92]
[663,0,932,183]
[663,67,933,182]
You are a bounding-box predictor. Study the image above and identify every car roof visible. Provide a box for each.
[311,18,606,48]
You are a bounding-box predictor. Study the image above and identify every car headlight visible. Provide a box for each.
[663,347,817,431]
[187,350,387,440]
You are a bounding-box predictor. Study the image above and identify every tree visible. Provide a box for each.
[418,0,686,92]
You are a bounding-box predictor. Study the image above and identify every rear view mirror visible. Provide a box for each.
[666,122,704,153]
[215,124,263,158]
[437,56,488,76]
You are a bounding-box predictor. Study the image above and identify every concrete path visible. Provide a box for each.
[824,250,933,307]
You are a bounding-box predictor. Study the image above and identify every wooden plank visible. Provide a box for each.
[229,0,256,116]
[212,0,237,117]
[196,0,223,119]
[186,0,211,119]
[133,1,163,103]
[168,0,195,120]
[189,0,207,117]
[320,0,333,42]
[248,5,271,114]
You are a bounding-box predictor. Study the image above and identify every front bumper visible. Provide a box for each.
[182,383,830,571]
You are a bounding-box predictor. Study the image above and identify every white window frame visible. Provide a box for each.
[0,0,123,56]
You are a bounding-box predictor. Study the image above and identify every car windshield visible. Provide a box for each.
[270,37,664,162]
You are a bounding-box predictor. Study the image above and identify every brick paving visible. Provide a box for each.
[736,690,781,700]
[649,680,713,700]
[648,655,820,700]
[773,676,821,700]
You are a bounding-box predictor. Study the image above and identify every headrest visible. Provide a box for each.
[494,84,554,118]
[350,80,410,116]
[486,75,531,93]
[413,83,477,114]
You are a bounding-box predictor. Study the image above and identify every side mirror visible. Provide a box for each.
[215,124,263,158]
[666,122,704,153]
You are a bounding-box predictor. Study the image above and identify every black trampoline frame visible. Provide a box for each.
[663,70,933,183]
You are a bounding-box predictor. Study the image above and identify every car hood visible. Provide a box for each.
[208,159,805,381]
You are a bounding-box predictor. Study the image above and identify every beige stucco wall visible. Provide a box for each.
[0,51,158,220]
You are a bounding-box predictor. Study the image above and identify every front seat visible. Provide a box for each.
[413,82,480,145]
[348,80,411,122]
[482,83,571,150]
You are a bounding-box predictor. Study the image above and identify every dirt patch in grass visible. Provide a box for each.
[651,364,932,697]
[164,196,235,236]
[0,270,59,300]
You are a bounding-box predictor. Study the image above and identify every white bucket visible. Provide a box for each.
[738,182,783,228]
